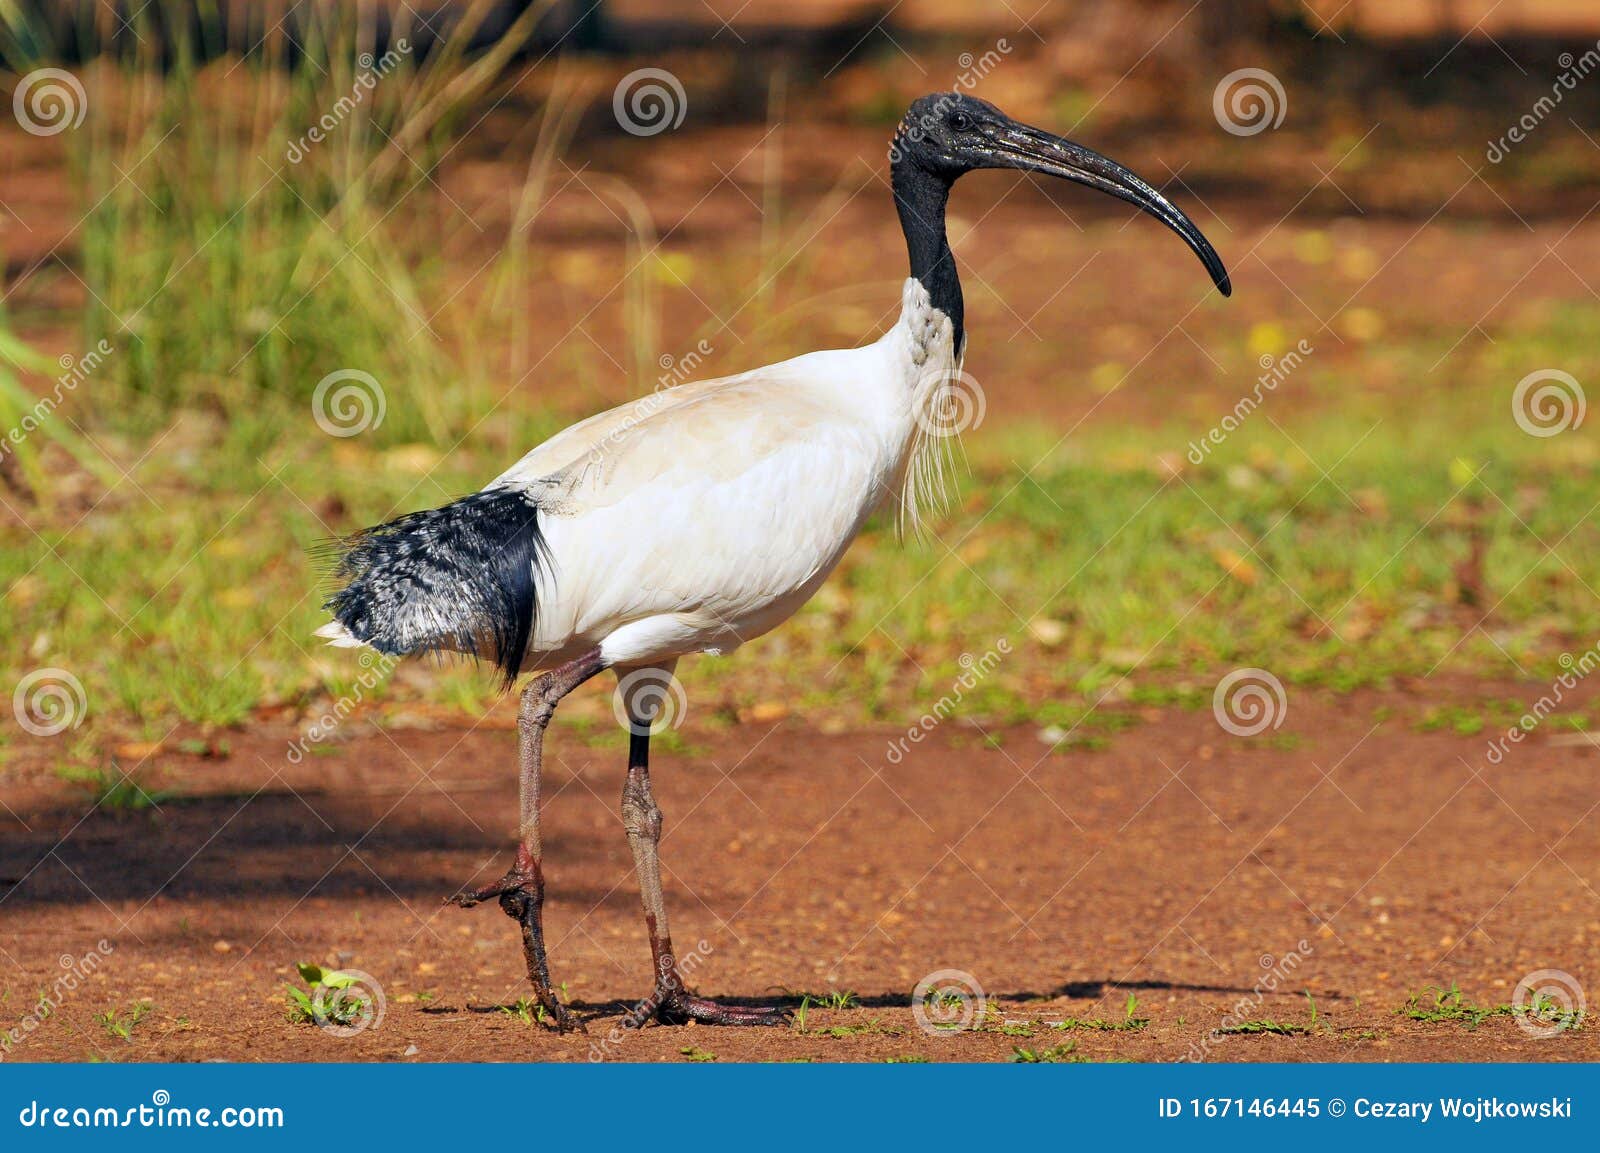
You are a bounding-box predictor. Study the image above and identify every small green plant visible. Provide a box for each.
[782,987,859,1011]
[1216,1018,1307,1036]
[97,1000,153,1041]
[679,1046,716,1062]
[58,766,172,813]
[1012,1041,1090,1063]
[283,962,373,1030]
[1398,983,1510,1030]
[883,1054,931,1063]
[813,1017,900,1039]
[501,996,548,1027]
[1416,706,1484,736]
[1518,991,1585,1034]
[816,989,859,1010]
[1055,992,1150,1033]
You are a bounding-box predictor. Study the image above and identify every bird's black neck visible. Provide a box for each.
[891,157,963,352]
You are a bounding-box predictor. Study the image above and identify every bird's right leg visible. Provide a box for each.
[449,648,605,1032]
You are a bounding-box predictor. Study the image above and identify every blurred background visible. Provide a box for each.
[5,0,1599,746]
[1,1,1598,1062]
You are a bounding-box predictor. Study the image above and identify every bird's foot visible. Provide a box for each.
[448,857,583,1033]
[446,858,540,909]
[653,988,791,1027]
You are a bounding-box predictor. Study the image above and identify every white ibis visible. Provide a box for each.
[317,92,1230,1032]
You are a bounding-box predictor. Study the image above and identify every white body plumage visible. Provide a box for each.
[318,278,958,674]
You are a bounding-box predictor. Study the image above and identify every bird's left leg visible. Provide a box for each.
[449,647,604,1032]
[619,719,789,1027]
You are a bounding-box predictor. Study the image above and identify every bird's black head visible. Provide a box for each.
[891,92,1231,296]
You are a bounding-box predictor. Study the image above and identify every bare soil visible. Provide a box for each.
[2,689,1596,1063]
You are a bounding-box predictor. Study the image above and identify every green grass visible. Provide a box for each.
[1215,1018,1309,1036]
[56,765,173,812]
[1011,1040,1130,1063]
[96,1000,153,1041]
[1398,983,1512,1030]
[9,404,1599,748]
[1053,993,1150,1033]
[1217,992,1325,1037]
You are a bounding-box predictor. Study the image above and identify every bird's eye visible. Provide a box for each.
[949,112,971,131]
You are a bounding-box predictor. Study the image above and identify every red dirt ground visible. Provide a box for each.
[2,688,1596,1063]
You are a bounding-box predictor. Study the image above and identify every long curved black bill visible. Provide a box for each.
[994,124,1231,296]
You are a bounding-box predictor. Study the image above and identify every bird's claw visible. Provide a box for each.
[445,869,537,909]
[544,999,586,1034]
[654,990,792,1027]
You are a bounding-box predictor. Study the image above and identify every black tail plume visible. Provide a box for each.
[318,487,548,688]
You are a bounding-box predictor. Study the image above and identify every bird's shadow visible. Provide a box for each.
[438,978,1276,1027]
